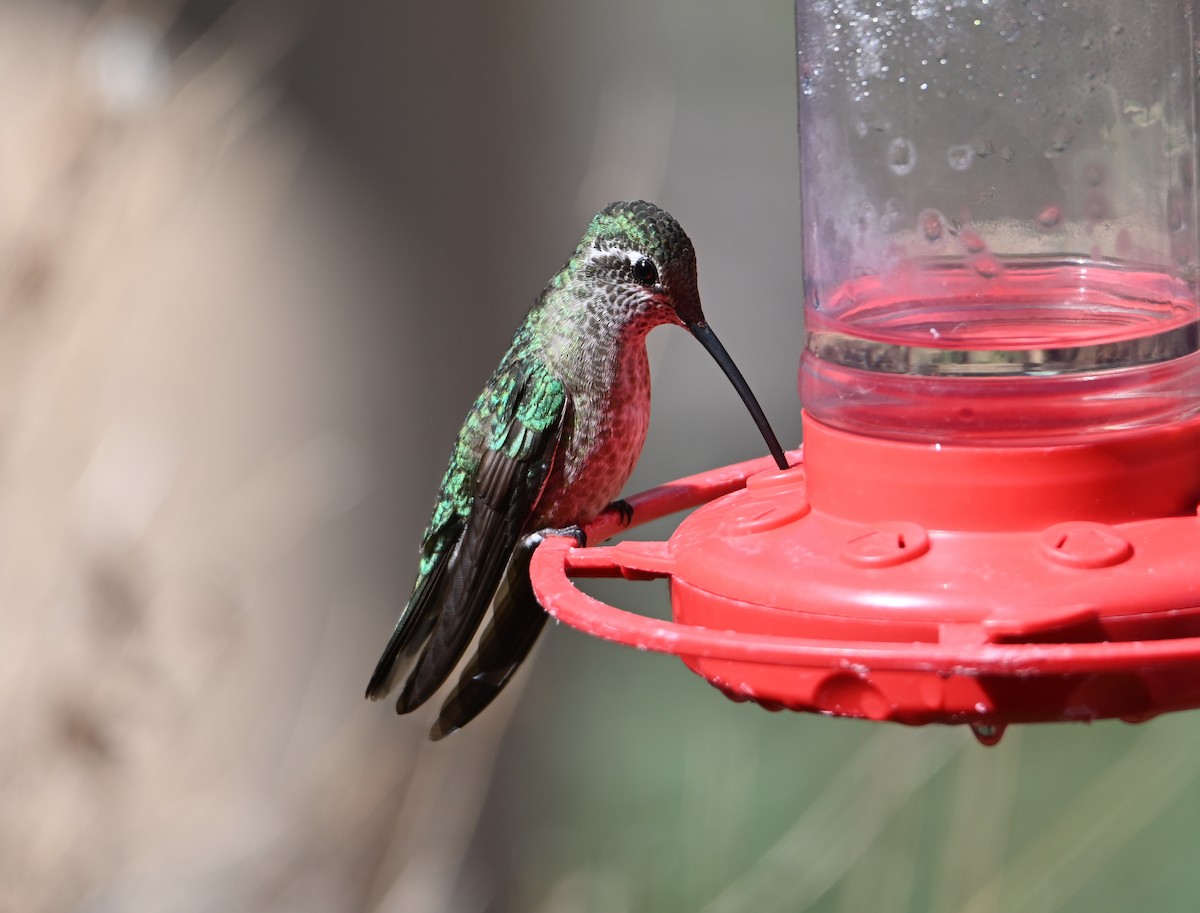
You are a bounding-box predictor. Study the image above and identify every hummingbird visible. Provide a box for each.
[366,200,788,739]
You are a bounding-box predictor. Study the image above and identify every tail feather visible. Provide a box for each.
[395,441,537,713]
[394,520,513,712]
[429,540,546,740]
[364,526,460,700]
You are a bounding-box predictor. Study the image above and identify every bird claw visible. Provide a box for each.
[522,502,632,553]
[523,524,587,550]
[607,498,635,527]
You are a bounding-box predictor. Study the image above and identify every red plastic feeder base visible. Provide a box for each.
[529,412,1200,740]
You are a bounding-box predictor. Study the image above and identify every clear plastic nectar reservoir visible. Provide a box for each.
[796,0,1200,443]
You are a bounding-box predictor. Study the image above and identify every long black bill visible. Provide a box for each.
[687,320,789,471]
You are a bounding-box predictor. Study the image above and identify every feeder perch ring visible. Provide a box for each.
[530,447,1200,736]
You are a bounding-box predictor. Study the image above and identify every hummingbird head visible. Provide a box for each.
[574,200,705,330]
[565,200,789,472]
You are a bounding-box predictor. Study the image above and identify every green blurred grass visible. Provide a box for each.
[490,572,1200,913]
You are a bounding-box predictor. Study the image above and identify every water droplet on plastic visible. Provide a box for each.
[1045,128,1074,158]
[961,231,986,254]
[855,200,877,232]
[1037,204,1062,228]
[972,254,1003,278]
[887,137,917,176]
[1168,190,1185,231]
[971,722,1006,746]
[883,198,905,231]
[1083,162,1105,186]
[1115,227,1134,258]
[974,139,995,158]
[1000,146,1016,163]
[947,144,975,171]
[920,208,944,241]
[800,64,817,97]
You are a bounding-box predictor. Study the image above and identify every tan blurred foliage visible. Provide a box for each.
[0,3,513,910]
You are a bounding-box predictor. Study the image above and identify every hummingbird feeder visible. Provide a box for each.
[529,0,1200,743]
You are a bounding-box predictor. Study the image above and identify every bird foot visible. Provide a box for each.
[523,524,587,550]
[606,498,635,527]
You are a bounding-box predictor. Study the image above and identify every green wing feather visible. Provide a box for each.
[365,361,568,715]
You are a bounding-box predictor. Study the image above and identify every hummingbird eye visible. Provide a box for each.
[631,257,659,287]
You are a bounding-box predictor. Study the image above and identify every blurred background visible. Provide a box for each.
[1,1,1198,911]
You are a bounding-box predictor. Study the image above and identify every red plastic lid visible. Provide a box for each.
[530,414,1200,741]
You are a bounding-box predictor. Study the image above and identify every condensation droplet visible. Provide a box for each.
[883,198,905,231]
[1045,127,1074,158]
[961,230,987,254]
[947,144,975,171]
[974,139,995,158]
[887,137,917,176]
[1085,191,1108,220]
[920,209,944,241]
[855,199,877,231]
[1037,204,1062,228]
[1083,162,1105,186]
[970,721,1006,746]
[800,64,818,97]
[1000,146,1016,163]
[1115,227,1134,258]
[1168,190,1185,231]
[972,254,1003,278]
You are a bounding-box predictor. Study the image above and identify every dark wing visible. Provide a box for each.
[363,516,464,701]
[392,369,569,716]
[428,536,549,739]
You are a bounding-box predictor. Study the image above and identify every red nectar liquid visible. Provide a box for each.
[801,258,1200,443]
